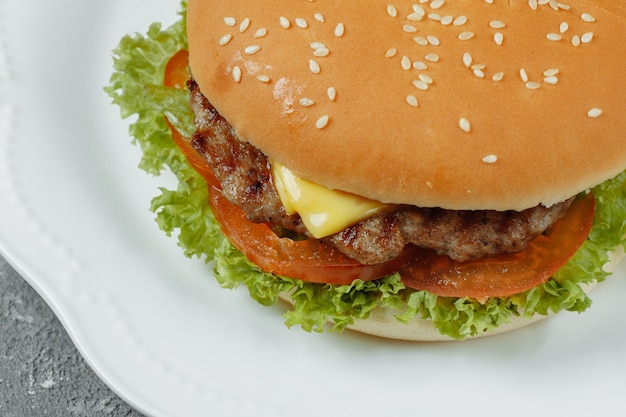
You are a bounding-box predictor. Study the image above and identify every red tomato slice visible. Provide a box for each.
[163,49,190,89]
[162,49,595,296]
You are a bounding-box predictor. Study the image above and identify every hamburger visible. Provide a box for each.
[106,0,626,340]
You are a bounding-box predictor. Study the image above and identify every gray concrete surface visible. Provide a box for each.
[0,256,144,416]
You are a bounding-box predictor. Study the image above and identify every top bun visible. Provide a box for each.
[187,0,626,211]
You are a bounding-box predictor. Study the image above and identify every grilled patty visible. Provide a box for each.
[188,80,573,264]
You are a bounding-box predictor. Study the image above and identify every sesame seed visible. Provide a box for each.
[224,17,237,27]
[473,68,485,78]
[385,48,397,58]
[406,95,419,107]
[459,118,471,133]
[546,33,562,41]
[453,15,468,26]
[544,75,559,84]
[543,68,559,76]
[492,72,504,81]
[581,13,596,23]
[440,15,454,25]
[419,74,434,84]
[412,5,426,15]
[334,22,345,37]
[463,52,472,67]
[256,75,271,83]
[587,108,603,118]
[428,13,442,22]
[403,24,418,33]
[425,53,440,62]
[414,36,429,46]
[431,0,445,9]
[490,20,506,29]
[401,56,412,70]
[244,45,261,55]
[295,18,308,28]
[316,115,330,129]
[279,16,290,29]
[313,47,330,57]
[458,31,475,41]
[253,28,267,38]
[581,32,594,43]
[314,13,325,23]
[327,87,337,101]
[528,0,538,10]
[219,34,233,46]
[494,32,504,45]
[559,22,569,33]
[408,12,425,21]
[387,4,398,17]
[525,81,541,89]
[482,155,498,164]
[240,18,250,33]
[232,66,242,83]
[299,98,315,107]
[413,80,430,90]
[309,59,321,74]
[571,34,581,46]
[427,35,441,46]
[413,61,428,70]
[310,41,326,49]
[520,68,529,82]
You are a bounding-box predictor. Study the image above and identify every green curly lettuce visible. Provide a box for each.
[105,1,626,340]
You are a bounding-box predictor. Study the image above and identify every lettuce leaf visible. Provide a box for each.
[106,1,626,340]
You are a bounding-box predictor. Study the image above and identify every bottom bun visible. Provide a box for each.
[345,304,550,342]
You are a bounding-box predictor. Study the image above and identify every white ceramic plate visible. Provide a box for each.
[1,1,625,416]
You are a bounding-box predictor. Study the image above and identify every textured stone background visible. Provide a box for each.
[0,256,144,416]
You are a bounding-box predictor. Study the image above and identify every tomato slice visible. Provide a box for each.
[164,49,190,89]
[398,193,595,298]
[162,49,595,296]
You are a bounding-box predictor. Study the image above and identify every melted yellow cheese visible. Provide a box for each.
[271,162,391,238]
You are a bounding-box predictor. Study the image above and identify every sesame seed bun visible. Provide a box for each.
[187,0,626,211]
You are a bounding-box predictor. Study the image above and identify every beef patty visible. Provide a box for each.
[187,80,574,264]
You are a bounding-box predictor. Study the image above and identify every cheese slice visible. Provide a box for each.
[271,162,391,238]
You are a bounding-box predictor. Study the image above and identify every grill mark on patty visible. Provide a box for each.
[187,79,574,264]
